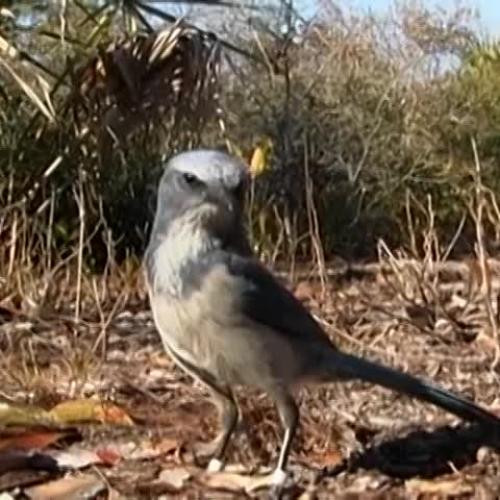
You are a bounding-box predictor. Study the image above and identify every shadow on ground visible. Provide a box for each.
[326,422,499,480]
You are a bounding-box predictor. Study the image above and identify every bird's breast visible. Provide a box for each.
[149,289,217,371]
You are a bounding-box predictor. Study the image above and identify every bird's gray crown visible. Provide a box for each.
[167,149,249,189]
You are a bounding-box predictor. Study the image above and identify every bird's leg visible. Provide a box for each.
[165,346,240,470]
[244,392,298,492]
[199,388,239,473]
[193,396,245,460]
[272,392,298,484]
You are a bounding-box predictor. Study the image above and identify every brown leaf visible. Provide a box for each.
[0,430,67,451]
[294,282,315,301]
[319,449,343,467]
[201,468,292,493]
[49,399,134,426]
[112,437,180,461]
[151,437,179,454]
[24,473,106,500]
[405,477,473,496]
[95,448,121,466]
[157,467,192,490]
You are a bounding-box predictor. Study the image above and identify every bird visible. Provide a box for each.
[143,149,500,487]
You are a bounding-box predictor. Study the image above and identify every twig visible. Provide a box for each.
[471,137,499,366]
[73,167,86,324]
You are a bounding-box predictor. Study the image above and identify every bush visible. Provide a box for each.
[1,0,500,276]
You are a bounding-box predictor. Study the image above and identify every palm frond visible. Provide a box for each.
[71,20,223,152]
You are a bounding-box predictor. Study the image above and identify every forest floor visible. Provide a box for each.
[1,259,500,499]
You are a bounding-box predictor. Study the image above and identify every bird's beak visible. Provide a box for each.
[206,185,234,214]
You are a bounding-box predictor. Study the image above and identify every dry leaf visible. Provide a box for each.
[158,467,192,490]
[49,399,134,426]
[202,469,291,493]
[405,477,472,496]
[249,137,273,178]
[95,448,121,466]
[0,430,67,451]
[49,448,107,470]
[25,473,106,500]
[319,449,343,468]
[151,437,179,454]
[0,402,56,427]
[294,282,315,301]
[112,437,179,461]
[0,399,133,428]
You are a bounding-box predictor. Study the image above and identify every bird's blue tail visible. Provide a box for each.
[328,350,500,428]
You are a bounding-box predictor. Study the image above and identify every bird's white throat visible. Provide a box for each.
[150,217,217,296]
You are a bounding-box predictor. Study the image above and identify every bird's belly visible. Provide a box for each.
[151,293,300,390]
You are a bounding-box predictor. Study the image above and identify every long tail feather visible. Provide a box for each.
[329,350,500,428]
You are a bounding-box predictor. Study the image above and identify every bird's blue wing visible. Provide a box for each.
[224,253,334,348]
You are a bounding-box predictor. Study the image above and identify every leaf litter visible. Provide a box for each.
[2,262,500,498]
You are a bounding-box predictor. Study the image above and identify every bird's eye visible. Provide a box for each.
[182,172,200,187]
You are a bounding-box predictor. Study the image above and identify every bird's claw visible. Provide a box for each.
[206,458,225,473]
[245,468,291,492]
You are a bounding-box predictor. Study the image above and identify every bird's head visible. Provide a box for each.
[152,149,251,247]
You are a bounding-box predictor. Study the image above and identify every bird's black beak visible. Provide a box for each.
[206,185,235,215]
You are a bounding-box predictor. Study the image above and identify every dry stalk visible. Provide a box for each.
[375,193,470,337]
[271,206,287,265]
[73,167,86,324]
[303,132,327,297]
[470,138,499,365]
[90,276,127,359]
[7,209,18,277]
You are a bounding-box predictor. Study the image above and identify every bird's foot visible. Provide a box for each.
[246,467,291,492]
[206,458,225,473]
[201,466,292,493]
[268,468,288,486]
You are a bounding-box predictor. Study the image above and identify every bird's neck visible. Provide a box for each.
[147,220,220,297]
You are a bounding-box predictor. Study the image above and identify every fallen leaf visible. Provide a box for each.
[25,473,106,500]
[157,467,192,490]
[0,402,56,427]
[49,399,134,426]
[0,430,67,451]
[202,468,292,493]
[49,448,105,469]
[309,449,343,468]
[95,448,121,466]
[405,477,472,496]
[294,282,314,301]
[111,437,180,461]
[153,437,179,454]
